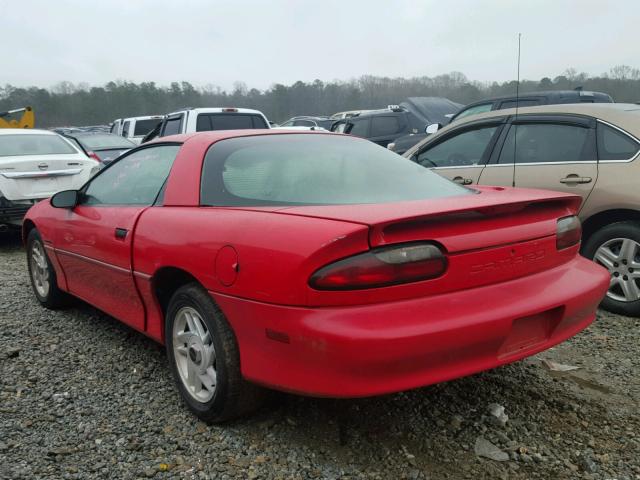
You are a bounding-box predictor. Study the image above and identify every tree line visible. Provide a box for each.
[1,66,639,128]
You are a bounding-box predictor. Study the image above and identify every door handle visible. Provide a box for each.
[115,228,128,240]
[560,175,592,185]
[452,176,473,185]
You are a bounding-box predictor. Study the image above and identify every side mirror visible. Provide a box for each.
[51,190,79,209]
[425,123,442,134]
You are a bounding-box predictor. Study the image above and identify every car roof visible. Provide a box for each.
[463,90,612,106]
[122,115,164,122]
[168,108,265,116]
[147,128,342,145]
[447,102,640,137]
[0,128,58,136]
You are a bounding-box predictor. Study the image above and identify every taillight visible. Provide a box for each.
[556,215,582,250]
[222,108,239,112]
[309,243,448,290]
[87,151,102,163]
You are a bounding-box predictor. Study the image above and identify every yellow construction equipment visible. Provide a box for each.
[0,106,35,128]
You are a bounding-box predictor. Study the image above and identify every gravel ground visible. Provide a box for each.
[1,230,639,480]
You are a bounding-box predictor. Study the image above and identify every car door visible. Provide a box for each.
[410,120,506,185]
[54,144,181,330]
[479,115,598,207]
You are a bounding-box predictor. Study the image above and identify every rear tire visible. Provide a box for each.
[582,221,640,317]
[165,283,266,423]
[26,229,71,309]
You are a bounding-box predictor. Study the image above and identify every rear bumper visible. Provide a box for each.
[213,256,609,398]
[0,198,38,225]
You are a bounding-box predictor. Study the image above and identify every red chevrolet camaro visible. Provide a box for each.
[23,130,609,422]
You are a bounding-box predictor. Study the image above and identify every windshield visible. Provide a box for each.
[76,134,136,150]
[0,134,77,157]
[200,134,470,206]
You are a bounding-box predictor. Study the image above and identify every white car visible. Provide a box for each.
[155,108,270,139]
[0,129,100,227]
[111,115,164,145]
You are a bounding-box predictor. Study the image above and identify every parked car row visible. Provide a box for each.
[388,89,615,155]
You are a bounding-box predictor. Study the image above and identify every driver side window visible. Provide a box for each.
[82,145,181,206]
[415,125,499,168]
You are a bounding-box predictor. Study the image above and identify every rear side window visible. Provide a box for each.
[597,123,640,160]
[415,126,500,167]
[162,116,183,136]
[82,145,180,205]
[347,118,369,137]
[200,134,469,206]
[122,121,131,137]
[499,123,594,164]
[134,119,162,136]
[195,114,267,131]
[0,134,77,157]
[371,116,401,137]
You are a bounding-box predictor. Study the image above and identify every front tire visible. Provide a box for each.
[582,221,640,317]
[165,283,265,423]
[26,229,70,309]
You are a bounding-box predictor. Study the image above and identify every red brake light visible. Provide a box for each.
[309,243,448,290]
[556,215,582,250]
[222,108,239,113]
[87,151,102,163]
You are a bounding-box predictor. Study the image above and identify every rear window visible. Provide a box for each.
[134,119,162,136]
[200,134,469,206]
[196,114,268,131]
[76,134,135,150]
[0,134,77,157]
[597,123,640,160]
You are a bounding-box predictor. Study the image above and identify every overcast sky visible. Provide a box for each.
[1,0,638,91]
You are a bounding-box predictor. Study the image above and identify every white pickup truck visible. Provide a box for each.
[142,108,270,142]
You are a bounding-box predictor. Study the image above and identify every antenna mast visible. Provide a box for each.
[512,33,521,188]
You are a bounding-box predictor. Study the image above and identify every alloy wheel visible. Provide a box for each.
[172,306,217,403]
[593,237,640,302]
[29,239,50,298]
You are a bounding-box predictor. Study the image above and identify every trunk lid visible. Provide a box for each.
[286,186,583,307]
[0,153,98,201]
[278,186,581,252]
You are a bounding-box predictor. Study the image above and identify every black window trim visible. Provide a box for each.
[413,117,508,169]
[596,119,640,163]
[489,113,597,166]
[77,141,183,206]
